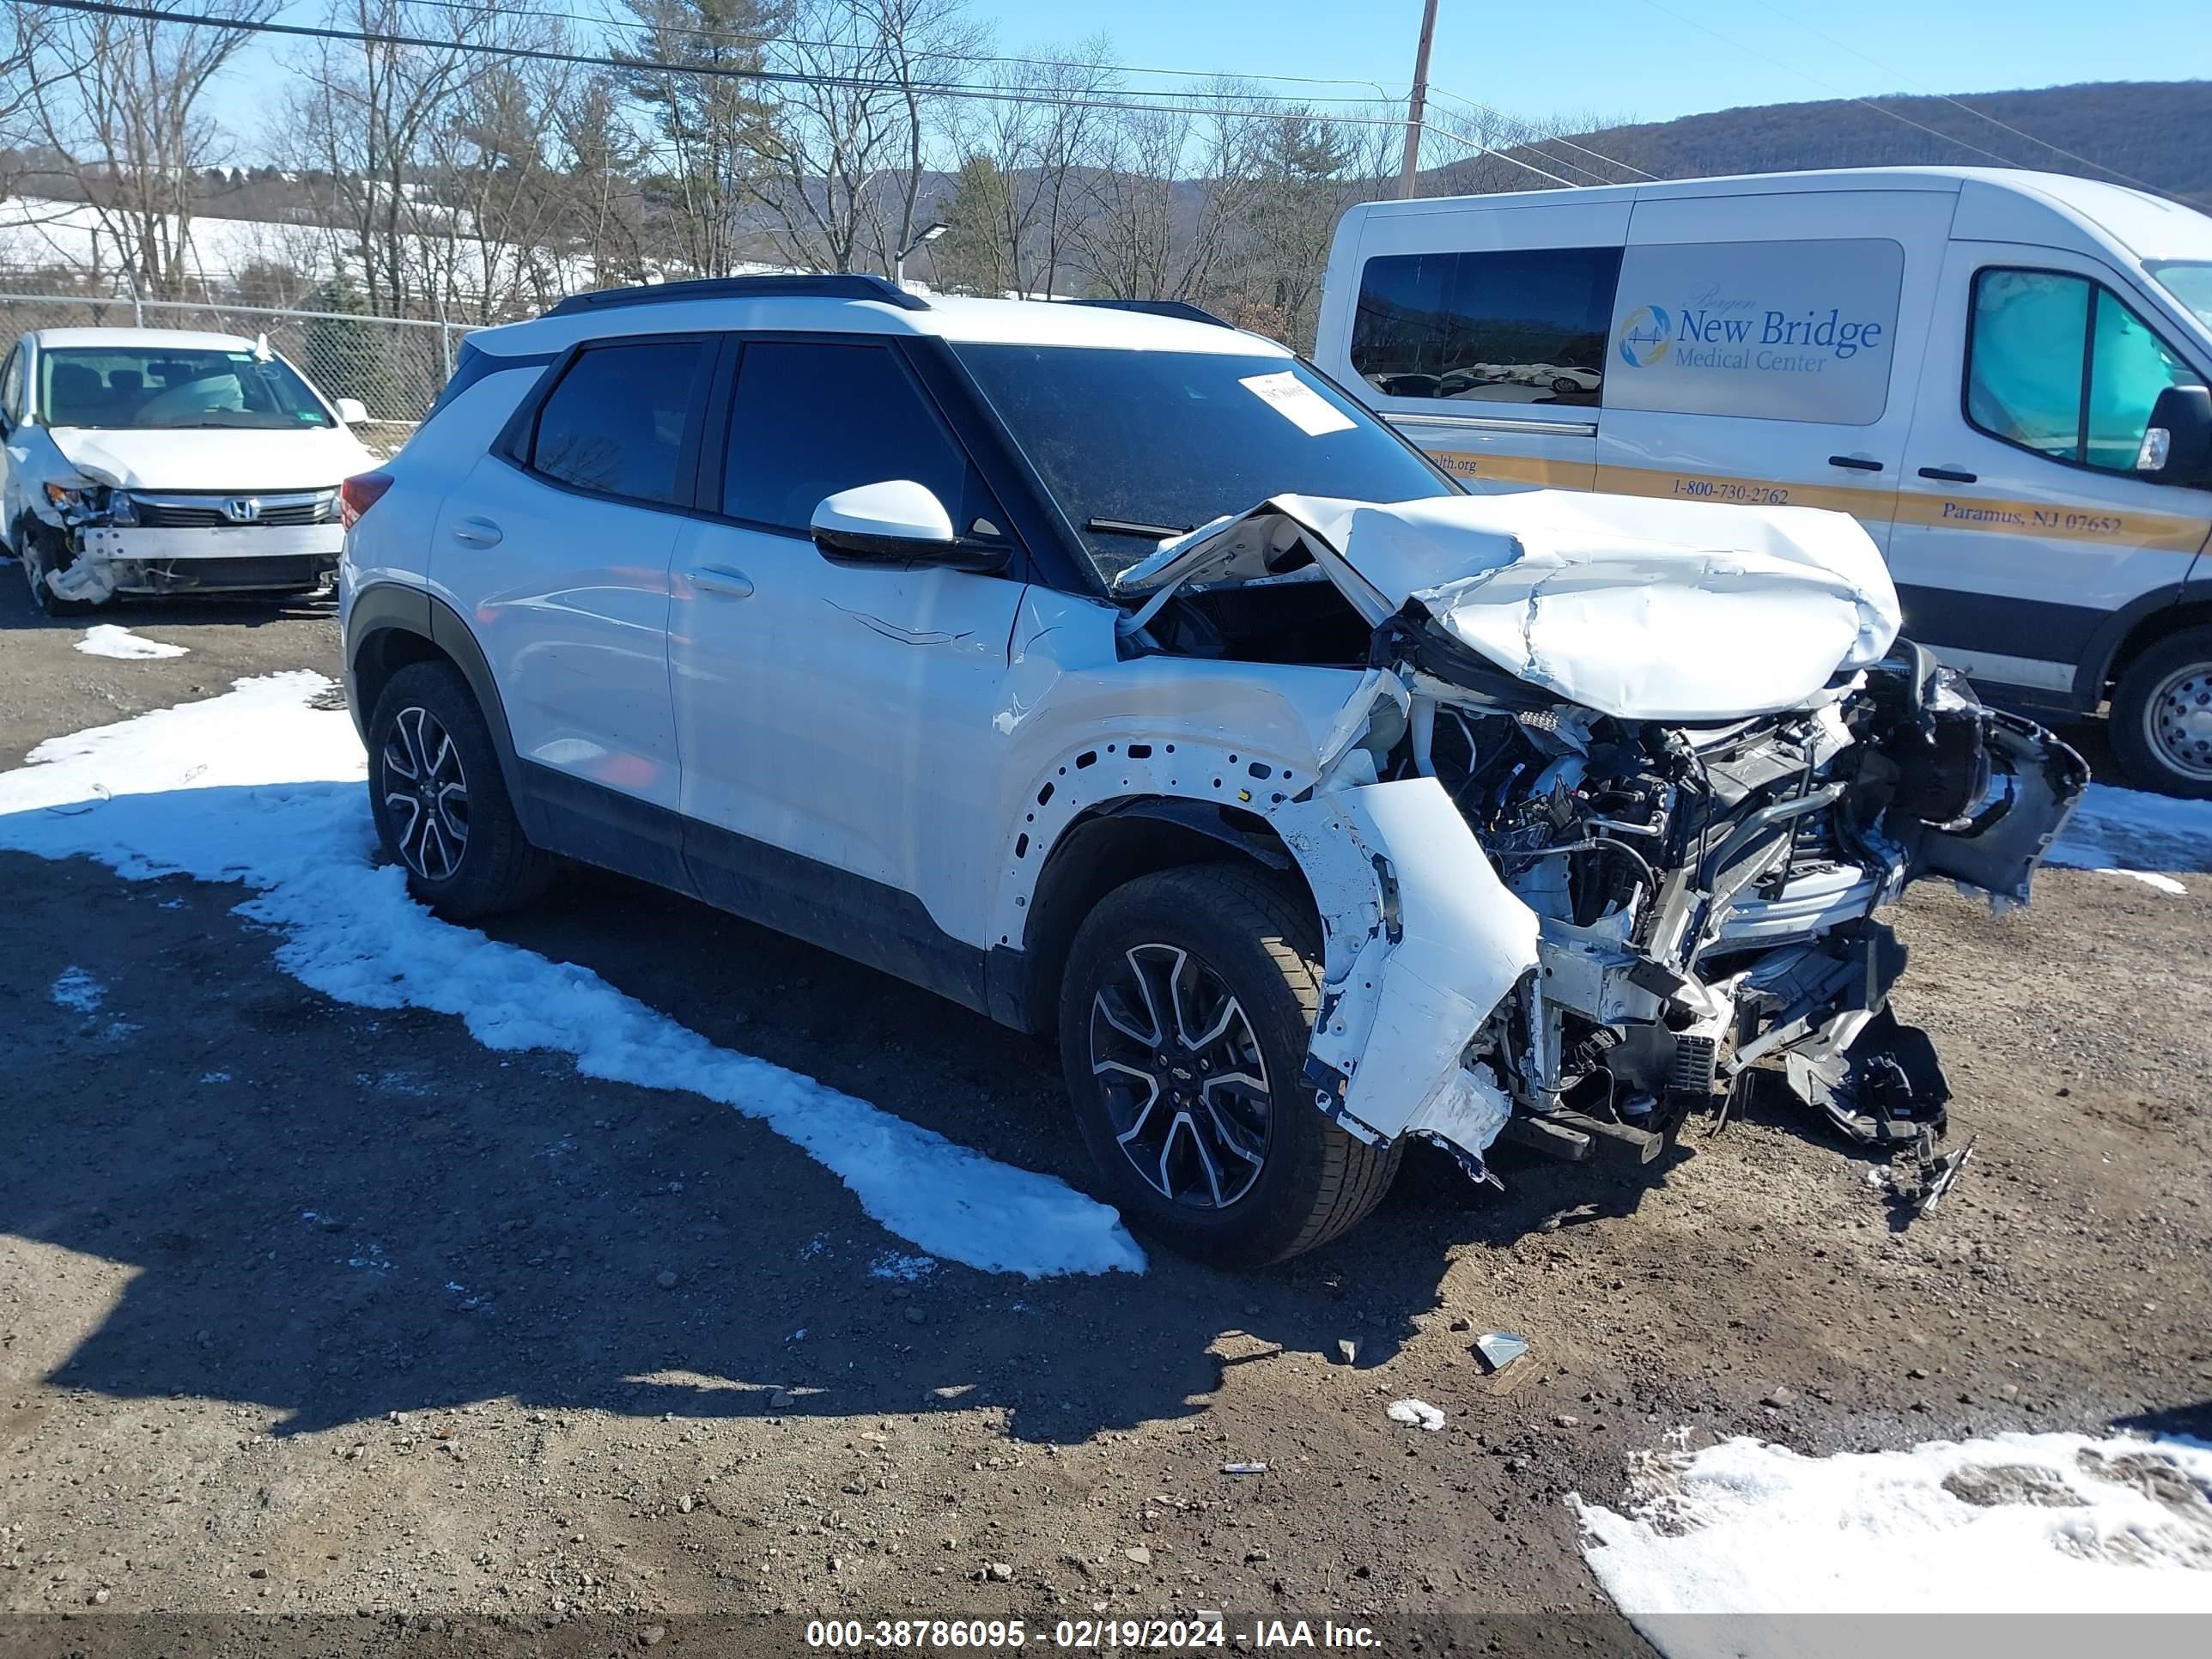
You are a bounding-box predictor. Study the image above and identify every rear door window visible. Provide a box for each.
[1351,246,1622,408]
[719,339,1006,541]
[526,338,713,506]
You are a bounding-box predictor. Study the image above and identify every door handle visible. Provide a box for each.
[1826,455,1885,472]
[451,515,502,547]
[1918,465,1978,483]
[692,563,755,599]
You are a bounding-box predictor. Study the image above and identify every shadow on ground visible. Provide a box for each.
[0,843,1694,1446]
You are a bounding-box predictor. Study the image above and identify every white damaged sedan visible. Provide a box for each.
[1,327,376,612]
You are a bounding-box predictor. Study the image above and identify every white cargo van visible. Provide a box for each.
[1316,167,2212,794]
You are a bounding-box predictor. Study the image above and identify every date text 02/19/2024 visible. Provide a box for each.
[804,1617,1382,1650]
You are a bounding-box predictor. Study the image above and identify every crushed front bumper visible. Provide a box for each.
[60,524,343,599]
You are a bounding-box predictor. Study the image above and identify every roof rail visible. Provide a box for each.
[1066,297,1237,329]
[547,274,929,317]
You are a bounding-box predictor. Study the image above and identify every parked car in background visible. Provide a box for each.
[1318,167,2212,794]
[339,274,2079,1266]
[0,327,374,613]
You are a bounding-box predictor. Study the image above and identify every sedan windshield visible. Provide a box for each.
[951,343,1456,580]
[2148,261,2212,332]
[39,345,333,431]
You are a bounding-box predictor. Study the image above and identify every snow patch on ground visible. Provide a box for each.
[2048,782,2212,894]
[76,624,189,660]
[870,1250,938,1282]
[1574,1430,2212,1648]
[49,965,106,1013]
[1387,1398,1445,1431]
[0,672,1145,1279]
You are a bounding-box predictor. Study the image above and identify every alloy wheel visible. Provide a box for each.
[380,705,471,880]
[1088,943,1273,1210]
[2144,661,2212,783]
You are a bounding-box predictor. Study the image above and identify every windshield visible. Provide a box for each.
[38,345,333,431]
[951,343,1455,580]
[2148,261,2212,332]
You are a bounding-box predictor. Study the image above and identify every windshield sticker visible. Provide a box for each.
[1240,371,1356,437]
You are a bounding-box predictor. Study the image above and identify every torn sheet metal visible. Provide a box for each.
[1273,776,1538,1159]
[1115,489,1902,722]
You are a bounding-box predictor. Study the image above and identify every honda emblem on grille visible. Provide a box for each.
[222,496,262,523]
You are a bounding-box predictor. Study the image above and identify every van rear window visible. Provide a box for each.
[1351,246,1622,410]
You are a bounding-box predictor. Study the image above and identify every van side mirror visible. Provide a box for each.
[334,397,370,426]
[810,480,1009,574]
[2136,384,2212,488]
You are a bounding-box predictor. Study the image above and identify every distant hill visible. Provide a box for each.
[1431,80,2212,204]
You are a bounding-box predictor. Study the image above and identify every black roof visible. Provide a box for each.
[546,274,930,318]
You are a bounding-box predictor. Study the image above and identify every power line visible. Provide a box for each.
[1425,86,1661,184]
[21,0,1579,186]
[1622,0,2209,210]
[369,0,1408,104]
[1734,0,2203,206]
[1622,0,2036,172]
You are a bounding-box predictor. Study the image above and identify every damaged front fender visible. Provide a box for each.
[1273,777,1539,1170]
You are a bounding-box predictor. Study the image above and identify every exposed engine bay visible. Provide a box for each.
[1113,489,2088,1192]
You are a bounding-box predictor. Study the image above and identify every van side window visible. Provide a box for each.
[1351,246,1622,408]
[1966,269,2199,474]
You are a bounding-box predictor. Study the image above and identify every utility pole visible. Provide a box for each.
[1396,0,1439,199]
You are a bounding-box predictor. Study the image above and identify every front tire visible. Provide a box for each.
[367,659,552,919]
[1058,864,1401,1267]
[2111,627,2212,799]
[20,522,96,617]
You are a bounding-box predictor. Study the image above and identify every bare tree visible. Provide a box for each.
[15,0,278,299]
[276,2,506,316]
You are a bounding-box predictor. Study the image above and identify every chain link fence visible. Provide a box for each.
[0,289,469,455]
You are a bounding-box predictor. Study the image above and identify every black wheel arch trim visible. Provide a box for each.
[2075,575,2212,708]
[345,584,534,834]
[994,795,1303,1034]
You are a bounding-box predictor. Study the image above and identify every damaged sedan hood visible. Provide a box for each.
[1115,489,1904,722]
[51,424,371,492]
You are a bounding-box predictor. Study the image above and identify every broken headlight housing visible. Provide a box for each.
[41,482,135,526]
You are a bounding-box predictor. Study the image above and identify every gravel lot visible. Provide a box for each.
[3,571,2209,1654]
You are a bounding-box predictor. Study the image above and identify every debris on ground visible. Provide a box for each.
[1474,1331,1528,1373]
[1220,1462,1269,1475]
[1388,1399,1445,1431]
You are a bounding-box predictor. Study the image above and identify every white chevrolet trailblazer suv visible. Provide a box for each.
[2,326,375,612]
[339,275,2085,1266]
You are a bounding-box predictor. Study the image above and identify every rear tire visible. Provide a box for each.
[2110,627,2212,799]
[367,659,553,920]
[1058,863,1401,1267]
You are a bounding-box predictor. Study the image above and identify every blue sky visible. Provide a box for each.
[972,0,2212,126]
[204,0,2211,160]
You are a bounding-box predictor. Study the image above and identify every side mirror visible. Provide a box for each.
[810,479,1008,574]
[2136,384,2212,488]
[334,397,370,426]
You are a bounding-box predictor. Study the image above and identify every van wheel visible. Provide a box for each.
[2111,627,2212,799]
[367,659,553,919]
[1058,864,1401,1267]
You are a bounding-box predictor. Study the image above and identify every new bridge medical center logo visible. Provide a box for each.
[1617,305,1672,368]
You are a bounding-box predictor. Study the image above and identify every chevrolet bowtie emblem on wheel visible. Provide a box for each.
[221,496,262,523]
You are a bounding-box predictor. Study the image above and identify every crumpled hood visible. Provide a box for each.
[51,424,372,493]
[1114,489,1903,721]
